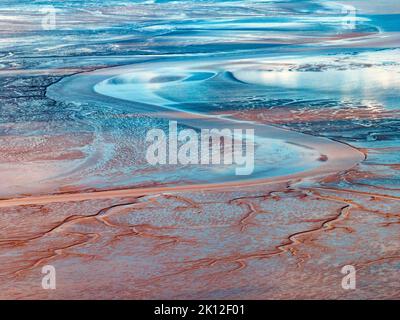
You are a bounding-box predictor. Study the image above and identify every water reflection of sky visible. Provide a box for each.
[1,0,399,191]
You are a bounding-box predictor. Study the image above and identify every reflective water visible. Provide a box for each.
[0,0,399,194]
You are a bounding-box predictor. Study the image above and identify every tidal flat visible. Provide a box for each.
[0,0,399,299]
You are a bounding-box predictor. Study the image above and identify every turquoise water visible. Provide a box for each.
[0,0,399,194]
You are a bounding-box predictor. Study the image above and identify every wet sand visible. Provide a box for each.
[0,0,399,300]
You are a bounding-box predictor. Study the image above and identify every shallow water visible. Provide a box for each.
[0,0,399,300]
[0,0,399,194]
[0,0,365,193]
